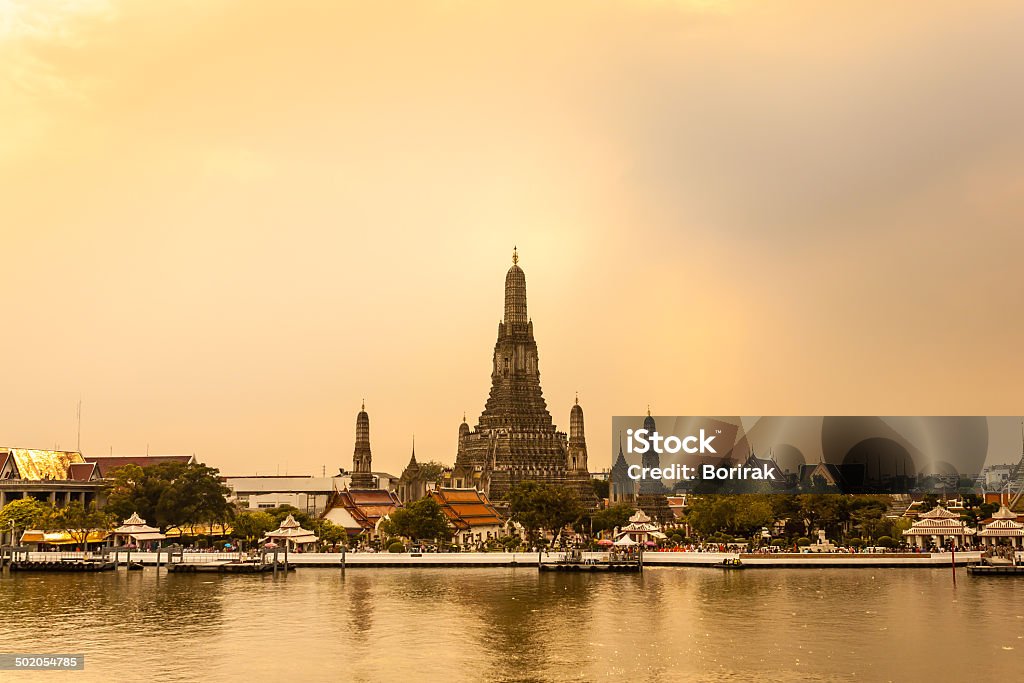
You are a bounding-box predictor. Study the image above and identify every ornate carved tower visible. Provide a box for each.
[351,401,375,488]
[567,394,588,473]
[639,408,664,494]
[453,248,597,507]
[477,247,553,432]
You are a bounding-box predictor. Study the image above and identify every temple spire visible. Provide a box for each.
[570,396,585,443]
[351,402,374,488]
[503,246,528,325]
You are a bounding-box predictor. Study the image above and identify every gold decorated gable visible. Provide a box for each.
[8,448,85,480]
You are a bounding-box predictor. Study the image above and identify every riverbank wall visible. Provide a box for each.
[10,550,999,569]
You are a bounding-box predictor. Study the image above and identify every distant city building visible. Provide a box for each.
[980,464,1016,491]
[224,475,341,516]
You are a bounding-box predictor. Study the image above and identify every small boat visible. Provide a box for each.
[167,559,295,574]
[539,560,641,573]
[10,559,116,573]
[717,558,745,570]
[538,549,641,573]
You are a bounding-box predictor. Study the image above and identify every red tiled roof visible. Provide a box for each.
[430,488,504,531]
[328,489,403,530]
[66,462,98,481]
[84,455,195,478]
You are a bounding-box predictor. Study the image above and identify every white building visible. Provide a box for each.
[224,476,342,516]
[902,505,976,549]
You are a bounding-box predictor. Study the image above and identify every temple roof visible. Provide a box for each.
[67,462,98,482]
[979,518,1024,535]
[903,516,975,534]
[327,489,403,530]
[113,512,165,539]
[3,448,85,481]
[265,514,317,541]
[21,530,109,545]
[991,504,1018,520]
[430,488,504,530]
[919,505,960,520]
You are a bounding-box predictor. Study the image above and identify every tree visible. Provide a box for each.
[684,495,775,538]
[263,505,314,529]
[44,502,113,546]
[104,462,233,532]
[796,495,852,537]
[590,503,635,534]
[379,498,452,543]
[0,498,51,541]
[418,461,447,484]
[876,535,896,548]
[232,511,276,546]
[507,482,583,542]
[315,520,348,549]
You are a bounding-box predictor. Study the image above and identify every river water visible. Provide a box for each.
[0,566,1020,681]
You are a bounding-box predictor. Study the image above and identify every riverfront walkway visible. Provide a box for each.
[9,550,998,569]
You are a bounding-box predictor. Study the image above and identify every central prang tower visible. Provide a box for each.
[451,248,597,507]
[478,247,553,433]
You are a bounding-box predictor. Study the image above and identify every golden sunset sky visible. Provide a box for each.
[3,1,1023,476]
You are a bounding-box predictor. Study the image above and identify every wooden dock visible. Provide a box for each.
[967,564,1024,576]
[10,559,116,573]
[167,560,294,574]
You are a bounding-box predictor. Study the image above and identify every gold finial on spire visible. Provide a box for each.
[512,245,519,265]
[647,404,651,416]
[361,398,365,411]
[462,411,466,422]
[575,391,579,405]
